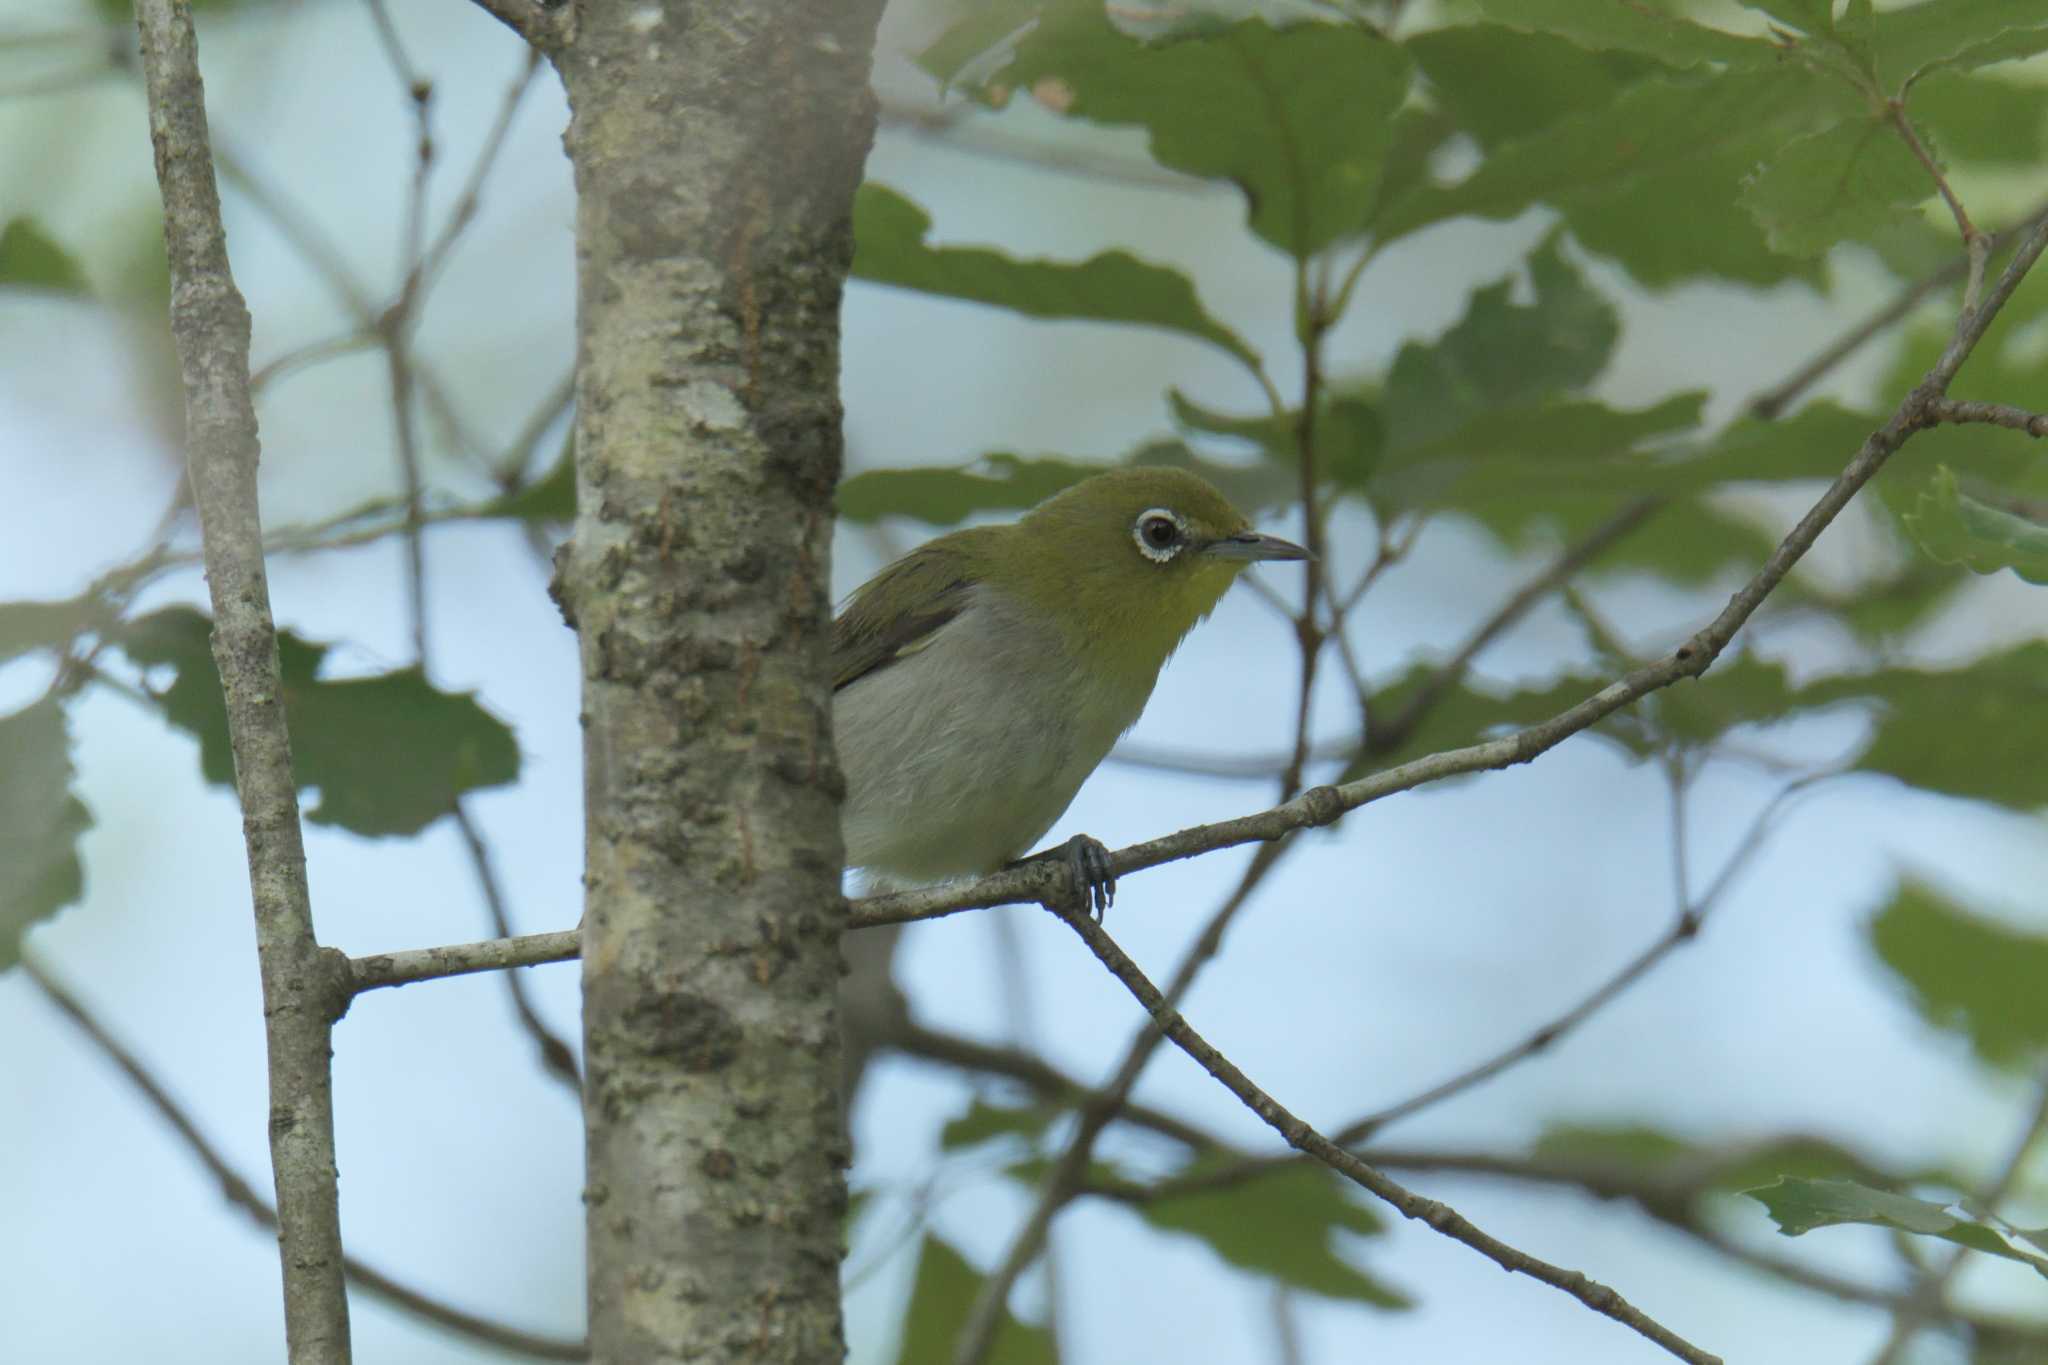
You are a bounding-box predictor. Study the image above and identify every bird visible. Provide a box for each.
[832,466,1309,915]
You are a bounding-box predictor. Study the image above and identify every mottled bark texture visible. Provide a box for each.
[134,2,353,1361]
[553,4,888,1362]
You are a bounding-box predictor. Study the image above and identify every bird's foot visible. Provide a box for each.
[1012,834,1116,920]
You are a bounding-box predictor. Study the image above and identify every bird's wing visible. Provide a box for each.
[832,542,978,692]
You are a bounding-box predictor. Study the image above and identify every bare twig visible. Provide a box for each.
[449,808,582,1089]
[1925,398,2048,437]
[351,928,581,993]
[1057,909,1723,1364]
[22,955,588,1361]
[1885,101,1987,311]
[135,3,353,1357]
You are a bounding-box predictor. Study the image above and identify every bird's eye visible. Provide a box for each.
[1132,509,1185,562]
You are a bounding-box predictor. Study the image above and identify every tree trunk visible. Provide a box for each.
[553,4,887,1361]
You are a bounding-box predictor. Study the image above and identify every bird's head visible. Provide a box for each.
[983,467,1309,681]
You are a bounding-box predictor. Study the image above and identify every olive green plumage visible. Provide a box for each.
[832,467,1306,899]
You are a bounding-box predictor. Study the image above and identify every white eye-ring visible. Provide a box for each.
[1132,508,1186,563]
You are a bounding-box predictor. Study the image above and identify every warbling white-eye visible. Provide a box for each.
[833,467,1309,914]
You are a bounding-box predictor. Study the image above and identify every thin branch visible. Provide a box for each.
[1924,397,2048,437]
[1368,497,1664,757]
[1750,196,2048,420]
[450,807,583,1090]
[1886,100,1986,311]
[465,0,571,51]
[134,3,353,1358]
[350,928,582,994]
[22,955,588,1361]
[1056,908,1723,1365]
[416,48,544,309]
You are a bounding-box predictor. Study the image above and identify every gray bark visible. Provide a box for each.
[134,2,353,1361]
[551,4,888,1361]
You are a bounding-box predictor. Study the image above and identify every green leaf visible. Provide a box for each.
[1869,879,2048,1070]
[1872,0,2048,87]
[1740,115,1935,257]
[940,1100,1060,1152]
[0,701,93,972]
[837,455,1102,526]
[1804,643,2048,809]
[1469,0,1774,70]
[0,218,90,297]
[113,607,519,837]
[1747,1177,2048,1277]
[992,17,1413,258]
[853,184,1258,369]
[915,0,1040,88]
[1133,1160,1407,1308]
[1375,395,1707,510]
[0,597,111,666]
[1377,68,1857,268]
[1407,24,1653,151]
[1901,466,2048,585]
[1382,236,1618,456]
[1169,392,1382,490]
[893,1234,1056,1365]
[1738,0,1835,35]
[1534,1122,1923,1196]
[1909,70,2048,166]
[1633,401,1879,494]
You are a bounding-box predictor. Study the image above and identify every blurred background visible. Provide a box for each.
[4,1,2047,1362]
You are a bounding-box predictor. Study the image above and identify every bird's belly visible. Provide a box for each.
[833,607,1140,884]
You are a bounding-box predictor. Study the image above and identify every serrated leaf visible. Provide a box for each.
[1740,115,1935,257]
[894,1234,1056,1365]
[1747,1177,2048,1277]
[1382,237,1618,456]
[940,1100,1059,1151]
[1470,0,1774,70]
[1901,466,2048,585]
[0,218,90,297]
[990,16,1413,258]
[853,184,1258,368]
[1869,879,2048,1070]
[0,597,111,666]
[1134,1160,1407,1308]
[0,701,93,972]
[837,455,1101,526]
[112,607,519,837]
[1378,67,1858,259]
[1909,70,2048,166]
[1873,0,2048,87]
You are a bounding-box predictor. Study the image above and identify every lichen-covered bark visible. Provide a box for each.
[135,2,352,1361]
[553,5,887,1361]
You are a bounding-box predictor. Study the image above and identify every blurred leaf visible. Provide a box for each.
[1365,106,1459,228]
[1134,1160,1408,1308]
[113,607,518,836]
[1377,68,1856,271]
[1658,654,1802,747]
[1126,438,1299,513]
[0,701,92,972]
[915,0,1039,87]
[1805,643,2048,808]
[0,596,111,666]
[853,184,1258,368]
[1468,0,1773,70]
[1872,0,2048,87]
[1634,401,1880,493]
[1407,24,1653,150]
[1869,879,2048,1070]
[1900,466,2048,584]
[1168,392,1382,489]
[1740,115,1934,257]
[894,1234,1056,1365]
[1534,1121,1923,1195]
[991,16,1412,257]
[1357,665,1619,770]
[0,218,90,297]
[940,1100,1059,1151]
[1382,236,1618,455]
[1909,69,2048,166]
[837,455,1101,526]
[1738,0,1835,35]
[1375,394,1707,510]
[1747,1177,2048,1276]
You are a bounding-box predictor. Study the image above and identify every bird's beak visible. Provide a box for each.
[1204,530,1313,562]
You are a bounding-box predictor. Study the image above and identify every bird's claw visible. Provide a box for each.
[1059,834,1115,921]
